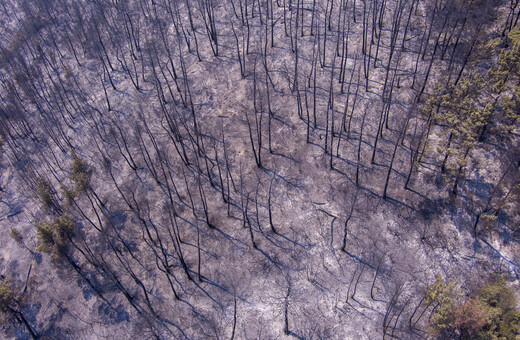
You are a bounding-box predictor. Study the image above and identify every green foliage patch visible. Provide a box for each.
[36,214,75,256]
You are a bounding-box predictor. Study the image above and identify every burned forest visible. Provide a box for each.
[1,0,520,338]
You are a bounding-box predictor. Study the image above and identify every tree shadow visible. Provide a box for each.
[340,303,372,320]
[157,317,190,339]
[258,230,298,251]
[405,186,432,202]
[212,226,249,250]
[331,166,355,186]
[98,302,129,324]
[286,330,305,340]
[350,297,384,316]
[341,250,375,270]
[190,279,223,309]
[269,230,315,250]
[385,196,417,212]
[478,237,520,278]
[270,150,301,164]
[261,167,302,189]
[254,246,285,270]
[193,271,228,293]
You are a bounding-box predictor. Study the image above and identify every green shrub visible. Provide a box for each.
[450,275,520,339]
[35,177,53,209]
[475,275,520,339]
[36,214,75,255]
[70,150,92,195]
[0,281,15,316]
[9,228,23,244]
